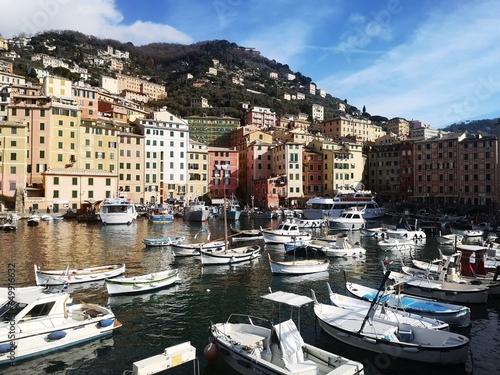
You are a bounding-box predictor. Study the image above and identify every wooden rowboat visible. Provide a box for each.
[105,269,180,295]
[34,263,125,286]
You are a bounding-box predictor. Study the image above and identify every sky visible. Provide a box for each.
[2,0,500,128]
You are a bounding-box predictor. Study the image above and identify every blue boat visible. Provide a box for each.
[148,205,174,223]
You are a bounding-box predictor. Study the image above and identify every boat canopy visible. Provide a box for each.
[261,291,313,307]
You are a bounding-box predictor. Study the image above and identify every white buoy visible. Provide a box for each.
[206,289,210,292]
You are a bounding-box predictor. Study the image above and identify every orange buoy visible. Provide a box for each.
[203,342,219,361]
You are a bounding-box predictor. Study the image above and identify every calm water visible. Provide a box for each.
[1,215,499,375]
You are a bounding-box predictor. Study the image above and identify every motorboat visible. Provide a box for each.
[345,281,471,327]
[435,232,463,245]
[105,269,180,295]
[148,205,174,223]
[0,286,121,365]
[200,245,261,265]
[307,235,366,258]
[327,208,366,231]
[142,236,185,247]
[302,185,386,220]
[383,219,426,240]
[208,290,365,375]
[34,264,125,286]
[292,218,327,229]
[377,237,417,252]
[327,283,449,331]
[268,253,330,275]
[98,197,137,225]
[183,197,210,222]
[311,283,470,365]
[260,221,312,244]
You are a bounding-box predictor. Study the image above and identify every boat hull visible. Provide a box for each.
[34,264,125,286]
[171,241,226,257]
[200,246,261,265]
[269,258,330,275]
[105,269,179,295]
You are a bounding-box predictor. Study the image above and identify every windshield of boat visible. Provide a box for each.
[0,301,28,321]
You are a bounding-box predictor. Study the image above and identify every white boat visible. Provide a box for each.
[208,290,365,375]
[327,208,366,231]
[311,285,470,365]
[41,214,54,221]
[386,268,489,304]
[230,228,263,242]
[98,197,137,225]
[360,226,390,237]
[346,282,471,327]
[435,232,463,245]
[105,268,180,295]
[307,235,366,258]
[260,221,312,244]
[171,240,226,257]
[384,219,426,240]
[142,236,185,247]
[450,227,484,238]
[34,263,126,286]
[302,185,386,220]
[200,245,261,265]
[268,253,330,275]
[0,286,121,365]
[27,214,41,226]
[292,218,327,229]
[327,284,449,330]
[377,237,417,251]
[184,197,210,222]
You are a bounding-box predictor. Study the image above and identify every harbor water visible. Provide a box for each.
[1,215,499,375]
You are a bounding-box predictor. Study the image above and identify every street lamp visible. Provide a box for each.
[215,164,229,251]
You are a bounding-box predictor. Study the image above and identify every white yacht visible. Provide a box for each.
[98,197,137,225]
[303,185,385,220]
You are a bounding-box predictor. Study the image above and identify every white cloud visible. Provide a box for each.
[320,1,500,127]
[1,0,192,44]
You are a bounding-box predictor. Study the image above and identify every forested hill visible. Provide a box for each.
[8,30,499,130]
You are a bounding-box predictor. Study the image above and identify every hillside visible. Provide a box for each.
[8,30,498,131]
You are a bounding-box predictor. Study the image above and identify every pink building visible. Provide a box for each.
[209,147,238,203]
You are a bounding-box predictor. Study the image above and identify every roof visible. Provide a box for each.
[261,291,313,307]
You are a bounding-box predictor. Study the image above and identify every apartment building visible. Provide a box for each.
[185,115,240,147]
[272,142,303,206]
[365,143,401,202]
[187,140,209,200]
[0,120,28,197]
[311,115,377,143]
[302,148,323,198]
[209,147,238,204]
[245,106,276,128]
[134,109,189,205]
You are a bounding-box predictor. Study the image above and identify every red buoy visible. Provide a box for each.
[203,342,219,361]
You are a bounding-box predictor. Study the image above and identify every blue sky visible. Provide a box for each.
[3,0,500,128]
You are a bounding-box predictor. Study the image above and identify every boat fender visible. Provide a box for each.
[98,318,115,328]
[47,331,67,341]
[0,343,13,353]
[203,342,219,361]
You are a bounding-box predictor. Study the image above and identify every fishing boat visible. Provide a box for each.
[220,195,241,221]
[105,269,180,295]
[345,281,471,327]
[148,205,174,223]
[260,221,312,244]
[141,236,185,247]
[327,207,366,231]
[200,195,261,265]
[34,264,125,286]
[327,284,449,330]
[199,245,261,265]
[268,253,330,275]
[230,228,263,242]
[0,286,121,365]
[98,196,137,225]
[208,290,365,375]
[302,185,386,220]
[311,279,470,365]
[183,197,210,222]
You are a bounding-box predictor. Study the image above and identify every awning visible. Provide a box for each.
[211,199,224,205]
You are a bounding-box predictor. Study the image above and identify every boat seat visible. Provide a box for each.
[84,309,103,318]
